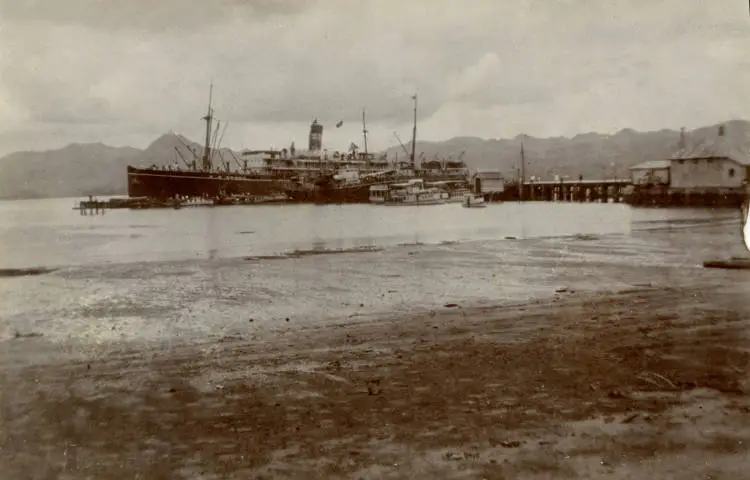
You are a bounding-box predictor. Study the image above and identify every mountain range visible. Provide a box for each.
[1,119,748,199]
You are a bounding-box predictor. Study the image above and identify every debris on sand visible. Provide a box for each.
[367,378,381,396]
[607,390,627,399]
[636,371,677,390]
[443,451,466,461]
[218,334,243,343]
[703,258,750,270]
[13,331,43,339]
[555,287,569,293]
[499,440,521,448]
[444,303,459,308]
[0,267,58,277]
[622,412,640,424]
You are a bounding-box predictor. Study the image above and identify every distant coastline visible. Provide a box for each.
[1,119,748,200]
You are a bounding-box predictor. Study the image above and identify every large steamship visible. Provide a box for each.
[127,85,293,200]
[243,116,397,202]
[285,94,470,203]
[127,87,470,203]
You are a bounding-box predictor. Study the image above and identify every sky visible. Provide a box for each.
[0,0,749,156]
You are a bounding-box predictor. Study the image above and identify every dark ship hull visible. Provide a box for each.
[127,166,292,199]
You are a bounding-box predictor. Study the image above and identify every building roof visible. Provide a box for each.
[669,135,750,166]
[629,160,671,170]
[473,170,504,179]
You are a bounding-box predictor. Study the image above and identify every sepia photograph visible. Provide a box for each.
[1,0,750,478]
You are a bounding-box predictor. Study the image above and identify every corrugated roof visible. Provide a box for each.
[629,160,671,170]
[669,135,750,165]
[473,171,504,179]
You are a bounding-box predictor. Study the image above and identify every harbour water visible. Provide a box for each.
[2,198,640,268]
[0,198,747,355]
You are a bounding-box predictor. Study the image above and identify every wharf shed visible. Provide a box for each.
[471,170,505,195]
[628,160,670,186]
[668,125,750,192]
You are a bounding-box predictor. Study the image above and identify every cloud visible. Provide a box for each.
[443,52,557,108]
[0,0,749,156]
[0,0,317,32]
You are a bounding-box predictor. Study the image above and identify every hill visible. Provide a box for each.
[0,143,142,199]
[0,133,241,199]
[387,119,750,181]
[1,120,749,199]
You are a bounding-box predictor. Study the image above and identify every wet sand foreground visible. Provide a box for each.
[2,280,750,479]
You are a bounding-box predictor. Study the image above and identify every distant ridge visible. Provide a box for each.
[0,132,239,199]
[1,120,749,199]
[385,119,750,181]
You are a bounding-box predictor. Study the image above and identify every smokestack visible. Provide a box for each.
[308,119,323,152]
[679,127,686,149]
[718,124,725,137]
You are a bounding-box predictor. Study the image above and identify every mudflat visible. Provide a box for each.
[2,282,750,479]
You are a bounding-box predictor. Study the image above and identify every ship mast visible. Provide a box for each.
[519,134,526,200]
[201,82,214,171]
[410,93,417,169]
[362,109,369,156]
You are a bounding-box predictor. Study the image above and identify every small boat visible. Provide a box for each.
[374,179,445,206]
[368,184,389,203]
[425,180,470,203]
[703,257,750,270]
[461,193,487,208]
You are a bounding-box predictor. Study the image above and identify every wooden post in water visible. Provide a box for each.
[410,94,417,169]
[519,136,526,201]
[77,195,107,215]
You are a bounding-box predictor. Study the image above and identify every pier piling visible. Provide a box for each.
[76,195,107,215]
[519,179,628,203]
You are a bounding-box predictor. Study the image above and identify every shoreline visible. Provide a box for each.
[0,283,615,370]
[3,281,750,478]
[8,229,726,349]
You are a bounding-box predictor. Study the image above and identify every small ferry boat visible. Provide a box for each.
[461,193,487,208]
[368,184,389,203]
[370,179,445,206]
[427,180,471,203]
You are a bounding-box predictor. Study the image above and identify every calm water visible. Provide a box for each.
[0,198,747,355]
[1,198,640,269]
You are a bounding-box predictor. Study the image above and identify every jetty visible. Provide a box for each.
[519,178,631,203]
[75,196,108,215]
[74,194,289,212]
[74,196,183,212]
